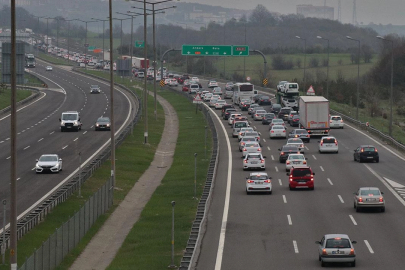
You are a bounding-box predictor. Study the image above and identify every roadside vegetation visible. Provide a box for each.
[0,87,32,110]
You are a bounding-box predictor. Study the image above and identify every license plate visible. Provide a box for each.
[299,182,306,184]
[251,161,258,164]
[326,145,332,147]
[256,182,263,185]
[293,161,300,164]
[367,157,373,159]
[366,198,376,201]
[332,251,344,255]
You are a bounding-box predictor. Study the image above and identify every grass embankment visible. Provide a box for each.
[37,52,73,66]
[0,89,32,110]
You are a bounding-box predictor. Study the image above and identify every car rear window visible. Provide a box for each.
[360,190,380,195]
[250,175,268,180]
[245,132,258,137]
[295,130,306,134]
[323,138,336,144]
[235,122,248,128]
[363,147,375,152]
[325,239,351,249]
[288,99,296,102]
[292,168,312,177]
[331,116,342,120]
[272,104,281,109]
[247,154,261,159]
[246,143,260,147]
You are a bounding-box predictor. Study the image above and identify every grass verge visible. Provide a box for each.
[37,52,73,66]
[0,89,32,110]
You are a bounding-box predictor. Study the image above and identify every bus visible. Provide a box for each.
[25,54,36,68]
[232,82,258,105]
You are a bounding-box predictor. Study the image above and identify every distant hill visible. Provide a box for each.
[362,23,405,37]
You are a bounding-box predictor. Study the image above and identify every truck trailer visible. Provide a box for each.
[298,96,330,136]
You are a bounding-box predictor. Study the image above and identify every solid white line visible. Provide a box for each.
[312,155,317,160]
[83,131,87,134]
[0,141,3,143]
[283,195,287,203]
[38,138,43,142]
[278,179,282,186]
[293,241,299,253]
[275,166,279,172]
[349,215,357,225]
[31,167,35,171]
[338,195,344,203]
[0,92,47,121]
[320,166,324,172]
[23,146,30,150]
[73,138,78,141]
[305,146,309,150]
[327,178,333,185]
[267,146,270,151]
[271,155,274,160]
[364,240,374,254]
[62,145,68,150]
[287,215,292,225]
[210,106,233,270]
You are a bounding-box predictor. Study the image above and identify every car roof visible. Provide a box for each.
[324,234,350,240]
[282,145,299,149]
[40,154,58,157]
[358,187,380,190]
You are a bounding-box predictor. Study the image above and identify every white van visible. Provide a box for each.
[232,121,249,138]
[283,83,299,93]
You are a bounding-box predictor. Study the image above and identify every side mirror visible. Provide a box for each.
[59,118,61,122]
[351,241,357,244]
[59,158,62,161]
[286,173,290,176]
[36,159,38,162]
[315,241,321,245]
[278,148,281,151]
[263,156,267,158]
[381,192,384,194]
[313,172,315,175]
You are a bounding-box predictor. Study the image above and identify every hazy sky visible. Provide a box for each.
[184,0,405,25]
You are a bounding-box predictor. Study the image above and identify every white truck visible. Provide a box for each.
[298,96,330,136]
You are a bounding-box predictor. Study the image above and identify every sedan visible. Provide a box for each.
[262,113,276,125]
[246,172,272,194]
[169,79,178,86]
[319,136,338,153]
[228,113,242,125]
[288,129,310,143]
[289,115,300,127]
[240,100,251,111]
[269,125,287,139]
[285,154,307,172]
[316,234,357,267]
[243,131,261,145]
[354,187,385,212]
[258,95,272,105]
[353,145,379,163]
[248,104,260,115]
[330,115,344,129]
[225,82,234,90]
[35,154,62,173]
[95,117,111,131]
[46,66,53,71]
[204,93,213,101]
[209,98,219,107]
[239,136,258,151]
[242,142,261,157]
[278,145,300,163]
[253,110,267,121]
[286,138,305,153]
[270,119,285,128]
[251,107,265,117]
[238,127,255,140]
[214,100,227,110]
[90,85,101,94]
[212,87,222,95]
[243,153,265,171]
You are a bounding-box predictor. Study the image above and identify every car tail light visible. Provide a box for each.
[330,120,332,123]
[260,159,264,163]
[349,249,355,255]
[307,135,310,137]
[322,249,327,255]
[244,160,248,163]
[320,141,323,146]
[281,152,285,155]
[247,180,254,183]
[341,120,344,123]
[300,144,304,148]
[271,130,274,133]
[295,135,298,137]
[286,161,290,164]
[361,148,364,152]
[243,148,247,151]
[303,161,307,164]
[375,148,378,152]
[257,137,260,140]
[335,141,338,146]
[241,142,245,146]
[264,179,271,183]
[283,130,286,133]
[379,197,384,202]
[258,148,261,151]
[358,197,363,202]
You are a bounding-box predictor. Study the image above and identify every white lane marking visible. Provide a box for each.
[73,138,78,142]
[17,133,21,135]
[327,178,333,185]
[364,240,374,254]
[0,141,3,143]
[262,138,266,142]
[62,145,68,150]
[365,164,405,207]
[293,241,299,253]
[267,146,270,151]
[338,195,344,203]
[320,166,324,172]
[23,146,30,150]
[6,156,11,160]
[38,138,44,142]
[5,138,10,140]
[83,131,87,134]
[349,215,357,225]
[275,166,279,172]
[287,215,292,225]
[312,155,317,160]
[49,131,55,135]
[90,125,94,128]
[210,106,233,270]
[283,195,287,203]
[384,177,405,188]
[17,178,20,181]
[278,179,282,186]
[253,126,256,129]
[0,92,47,121]
[271,155,274,161]
[31,167,35,171]
[305,146,309,150]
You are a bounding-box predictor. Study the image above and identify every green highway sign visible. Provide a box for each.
[88,46,96,51]
[182,45,249,56]
[135,40,145,48]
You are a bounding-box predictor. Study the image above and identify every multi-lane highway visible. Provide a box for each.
[0,60,136,225]
[171,80,405,269]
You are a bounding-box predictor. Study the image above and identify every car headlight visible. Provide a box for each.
[74,121,78,126]
[96,124,99,127]
[107,124,110,127]
[60,121,65,126]
[36,164,41,168]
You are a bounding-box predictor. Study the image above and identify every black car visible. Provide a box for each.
[223,109,237,120]
[262,113,276,125]
[278,145,300,163]
[252,94,264,103]
[258,96,272,105]
[221,105,235,117]
[288,128,310,142]
[240,100,251,111]
[354,145,379,163]
[290,115,300,127]
[270,104,282,114]
[278,107,292,121]
[95,117,111,131]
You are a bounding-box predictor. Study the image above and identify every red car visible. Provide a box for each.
[287,166,315,190]
[182,84,190,92]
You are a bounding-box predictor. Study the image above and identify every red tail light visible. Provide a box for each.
[322,249,327,255]
[340,120,344,123]
[303,161,307,164]
[375,148,378,152]
[349,249,355,255]
[286,161,290,164]
[244,160,248,163]
[255,114,258,117]
[247,180,254,183]
[320,141,323,146]
[283,130,286,133]
[281,152,285,155]
[271,130,274,133]
[260,159,264,163]
[379,197,384,202]
[243,148,247,151]
[257,137,260,140]
[264,179,271,183]
[257,148,261,151]
[361,148,364,152]
[335,141,338,146]
[358,197,363,202]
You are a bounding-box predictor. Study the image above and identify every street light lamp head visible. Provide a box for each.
[346,36,353,40]
[194,153,197,157]
[376,35,385,40]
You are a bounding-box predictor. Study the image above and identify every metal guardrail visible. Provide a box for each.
[0,74,141,251]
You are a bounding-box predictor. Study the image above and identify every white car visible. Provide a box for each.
[316,234,357,267]
[212,94,221,100]
[243,131,261,145]
[330,115,344,129]
[209,98,219,107]
[318,136,339,153]
[201,90,210,98]
[35,154,62,173]
[238,127,255,140]
[191,76,199,82]
[285,154,307,172]
[215,100,227,110]
[253,110,267,121]
[208,80,218,88]
[242,142,262,157]
[138,72,145,78]
[212,87,222,95]
[204,93,213,101]
[169,79,178,86]
[228,113,242,125]
[239,136,258,151]
[243,153,265,171]
[286,138,305,153]
[246,172,272,194]
[269,125,287,139]
[45,66,53,71]
[270,119,285,128]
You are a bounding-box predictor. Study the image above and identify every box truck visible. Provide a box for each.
[299,96,330,136]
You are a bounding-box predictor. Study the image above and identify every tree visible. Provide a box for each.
[249,4,277,26]
[361,44,373,63]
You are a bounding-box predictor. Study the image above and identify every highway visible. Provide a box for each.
[172,80,405,269]
[0,60,136,225]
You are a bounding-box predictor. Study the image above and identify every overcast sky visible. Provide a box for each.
[184,0,405,25]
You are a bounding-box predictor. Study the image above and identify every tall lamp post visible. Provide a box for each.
[45,17,52,52]
[65,19,79,63]
[77,19,98,69]
[296,36,307,92]
[346,36,361,120]
[244,21,247,80]
[195,21,207,76]
[317,36,330,99]
[91,18,109,65]
[377,36,394,136]
[116,13,142,66]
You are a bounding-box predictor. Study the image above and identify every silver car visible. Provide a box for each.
[316,234,357,267]
[232,121,249,138]
[251,107,265,118]
[242,142,261,157]
[35,154,63,173]
[238,127,255,140]
[269,119,285,128]
[354,187,385,212]
[248,104,260,115]
[243,131,261,145]
[239,136,258,151]
[243,153,266,171]
[204,93,213,101]
[228,113,242,125]
[286,138,305,153]
[318,136,339,153]
[269,125,287,139]
[246,172,272,194]
[253,110,267,121]
[285,154,307,172]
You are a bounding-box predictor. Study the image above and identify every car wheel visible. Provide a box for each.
[356,207,360,212]
[375,158,379,163]
[246,189,250,195]
[319,255,321,261]
[351,261,356,267]
[354,155,356,161]
[289,186,293,191]
[321,261,326,267]
[268,191,272,195]
[336,150,339,154]
[381,207,385,212]
[354,202,356,209]
[310,187,314,190]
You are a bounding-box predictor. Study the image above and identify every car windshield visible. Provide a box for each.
[250,175,268,180]
[98,118,110,122]
[292,168,312,177]
[360,189,380,195]
[325,239,351,249]
[247,154,261,159]
[91,85,98,88]
[288,139,303,143]
[39,156,58,162]
[62,114,77,120]
[323,138,336,143]
[331,116,341,120]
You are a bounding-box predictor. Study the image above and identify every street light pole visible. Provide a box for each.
[377,36,394,136]
[66,19,78,63]
[317,36,330,99]
[296,36,307,92]
[92,18,109,66]
[244,21,247,80]
[346,36,360,120]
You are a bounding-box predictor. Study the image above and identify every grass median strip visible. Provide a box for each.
[0,89,32,110]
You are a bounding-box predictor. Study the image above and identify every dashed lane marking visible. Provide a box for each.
[287,215,292,225]
[327,178,333,185]
[320,166,324,172]
[312,155,317,160]
[267,146,270,151]
[283,195,287,203]
[293,241,299,253]
[349,215,357,225]
[364,240,374,254]
[23,146,30,150]
[338,195,344,203]
[62,145,68,150]
[38,138,43,142]
[278,179,282,186]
